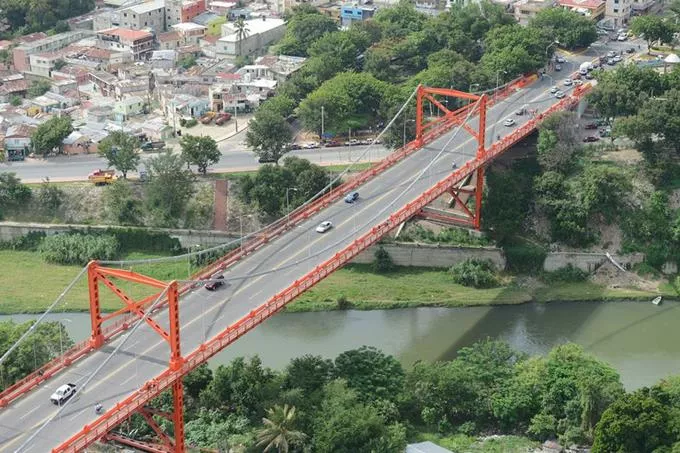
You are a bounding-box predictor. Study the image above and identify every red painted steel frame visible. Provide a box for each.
[52,82,590,453]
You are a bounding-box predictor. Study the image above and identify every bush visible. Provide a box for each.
[336,294,351,310]
[399,224,492,246]
[39,233,120,265]
[504,242,547,274]
[0,231,45,251]
[541,264,588,283]
[450,259,499,288]
[373,246,394,273]
[104,228,182,254]
[179,118,198,128]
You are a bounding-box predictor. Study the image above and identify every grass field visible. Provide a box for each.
[0,252,671,314]
[417,433,539,452]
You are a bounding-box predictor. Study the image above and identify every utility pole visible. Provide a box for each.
[321,105,324,141]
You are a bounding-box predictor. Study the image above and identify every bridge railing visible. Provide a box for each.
[53,82,592,453]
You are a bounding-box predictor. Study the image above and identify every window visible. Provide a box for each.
[613,7,618,11]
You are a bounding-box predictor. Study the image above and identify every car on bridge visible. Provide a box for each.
[344,191,359,203]
[205,275,225,291]
[50,383,76,405]
[316,221,333,233]
[554,91,566,99]
[563,78,573,86]
[550,86,559,94]
[503,118,516,127]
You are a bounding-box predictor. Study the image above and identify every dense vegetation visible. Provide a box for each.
[0,0,92,36]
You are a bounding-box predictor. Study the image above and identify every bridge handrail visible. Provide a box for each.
[52,82,591,453]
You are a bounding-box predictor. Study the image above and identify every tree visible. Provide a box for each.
[178,54,196,69]
[529,8,597,49]
[631,15,675,51]
[98,131,140,179]
[31,116,73,156]
[27,80,51,98]
[481,24,553,78]
[333,346,404,403]
[0,0,93,34]
[233,17,250,57]
[593,387,673,453]
[52,59,66,70]
[373,0,428,39]
[184,364,213,401]
[0,173,31,219]
[246,109,293,164]
[373,246,394,273]
[283,355,334,396]
[145,151,195,227]
[277,12,338,57]
[587,64,664,118]
[9,95,21,106]
[179,135,221,175]
[256,405,307,452]
[102,180,143,225]
[536,111,581,172]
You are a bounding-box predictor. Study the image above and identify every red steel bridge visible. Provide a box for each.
[0,75,591,452]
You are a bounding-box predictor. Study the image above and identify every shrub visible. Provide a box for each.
[504,242,547,274]
[373,246,394,273]
[185,118,198,128]
[541,264,588,283]
[104,228,182,254]
[0,231,45,251]
[39,233,120,265]
[450,259,499,288]
[336,294,351,310]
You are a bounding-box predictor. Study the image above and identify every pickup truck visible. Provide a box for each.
[141,141,165,151]
[50,383,76,405]
[200,112,216,124]
[88,169,117,186]
[215,112,231,125]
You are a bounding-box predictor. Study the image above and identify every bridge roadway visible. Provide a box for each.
[0,72,573,452]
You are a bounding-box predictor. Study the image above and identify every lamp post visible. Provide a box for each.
[403,118,415,148]
[321,105,325,142]
[240,214,254,249]
[495,70,508,101]
[286,187,299,227]
[545,40,560,60]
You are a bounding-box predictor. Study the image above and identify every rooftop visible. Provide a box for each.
[16,30,91,50]
[210,1,237,7]
[172,22,208,31]
[6,123,37,138]
[158,31,181,42]
[192,11,222,25]
[98,28,154,41]
[125,0,165,14]
[219,18,285,42]
[16,32,48,44]
[557,0,604,9]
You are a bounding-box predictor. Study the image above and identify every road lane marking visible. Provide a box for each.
[18,407,39,421]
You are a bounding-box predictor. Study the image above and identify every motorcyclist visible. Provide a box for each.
[95,402,103,414]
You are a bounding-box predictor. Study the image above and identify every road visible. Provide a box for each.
[0,134,391,183]
[0,68,581,452]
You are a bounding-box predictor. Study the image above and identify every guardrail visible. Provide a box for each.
[52,82,592,453]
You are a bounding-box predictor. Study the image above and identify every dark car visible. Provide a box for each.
[205,275,225,291]
[626,47,635,54]
[583,136,600,143]
[344,191,359,203]
[258,156,278,164]
[584,122,598,130]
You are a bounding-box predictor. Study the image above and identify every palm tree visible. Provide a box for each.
[234,17,250,57]
[256,405,307,453]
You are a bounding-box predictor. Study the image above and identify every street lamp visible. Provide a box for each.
[403,118,416,148]
[240,214,254,249]
[286,187,299,227]
[545,40,560,59]
[495,70,507,101]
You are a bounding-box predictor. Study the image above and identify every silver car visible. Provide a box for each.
[316,221,333,233]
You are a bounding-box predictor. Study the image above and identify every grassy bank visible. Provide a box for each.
[0,252,673,314]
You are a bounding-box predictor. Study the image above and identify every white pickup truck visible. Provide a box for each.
[50,383,76,405]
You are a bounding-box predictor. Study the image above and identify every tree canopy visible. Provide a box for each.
[179,134,221,175]
[98,131,140,179]
[144,151,195,227]
[31,116,73,156]
[631,15,675,50]
[245,108,293,164]
[277,9,338,57]
[0,0,93,35]
[529,8,597,49]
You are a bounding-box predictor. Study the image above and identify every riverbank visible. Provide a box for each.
[0,250,674,314]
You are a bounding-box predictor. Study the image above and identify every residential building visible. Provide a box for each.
[12,31,92,72]
[151,50,177,68]
[181,0,207,22]
[172,22,207,45]
[30,91,76,112]
[228,8,252,20]
[605,0,631,27]
[559,0,606,20]
[217,17,286,58]
[97,28,155,61]
[166,0,208,26]
[209,0,237,15]
[0,76,29,102]
[94,0,167,35]
[631,0,654,14]
[252,55,306,83]
[89,70,118,96]
[513,0,552,24]
[158,31,182,49]
[165,92,209,118]
[208,84,252,112]
[140,116,174,140]
[62,131,93,155]
[192,11,227,36]
[3,124,37,158]
[114,95,146,120]
[340,4,377,26]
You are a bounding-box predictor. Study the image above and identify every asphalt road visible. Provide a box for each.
[0,68,580,452]
[0,137,392,183]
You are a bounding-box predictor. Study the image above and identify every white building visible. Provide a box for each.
[605,0,632,27]
[94,0,167,34]
[216,17,285,58]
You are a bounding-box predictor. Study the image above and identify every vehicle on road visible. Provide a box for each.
[626,47,635,54]
[88,169,117,186]
[555,56,566,63]
[205,275,225,291]
[51,383,76,405]
[607,58,616,65]
[515,105,527,115]
[583,136,600,143]
[503,118,516,127]
[573,79,584,86]
[344,191,359,203]
[555,64,562,71]
[554,91,566,99]
[141,141,165,151]
[617,34,627,41]
[550,86,559,94]
[585,122,598,130]
[324,141,342,148]
[200,112,216,124]
[316,221,333,233]
[607,50,616,58]
[613,55,623,63]
[215,112,232,125]
[585,73,594,80]
[257,155,278,164]
[563,78,573,86]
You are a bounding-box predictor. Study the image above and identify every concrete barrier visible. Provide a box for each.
[350,242,507,269]
[543,251,644,272]
[0,221,238,248]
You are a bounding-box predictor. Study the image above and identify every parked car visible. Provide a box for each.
[215,112,232,125]
[344,191,359,203]
[141,141,165,151]
[607,58,616,66]
[316,221,333,233]
[585,73,595,80]
[555,56,566,63]
[324,141,342,148]
[550,86,559,94]
[613,55,623,63]
[200,112,216,124]
[51,383,76,405]
[573,80,584,86]
[583,136,600,143]
[555,64,562,71]
[515,105,527,115]
[607,50,616,58]
[617,34,627,41]
[205,275,225,291]
[554,91,566,99]
[503,118,516,127]
[258,155,278,164]
[563,78,573,86]
[585,122,598,130]
[626,47,636,54]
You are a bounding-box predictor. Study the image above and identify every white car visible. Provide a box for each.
[50,383,76,405]
[613,55,623,63]
[573,79,584,86]
[563,78,573,86]
[554,90,566,99]
[550,86,559,94]
[617,34,627,41]
[503,118,516,127]
[607,50,616,58]
[316,221,333,233]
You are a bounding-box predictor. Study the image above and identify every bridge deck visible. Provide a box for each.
[0,73,571,452]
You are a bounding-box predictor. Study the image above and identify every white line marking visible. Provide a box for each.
[18,407,39,421]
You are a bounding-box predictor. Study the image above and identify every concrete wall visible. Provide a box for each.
[0,222,238,248]
[351,243,507,269]
[543,251,644,272]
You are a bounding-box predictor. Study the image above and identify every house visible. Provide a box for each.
[114,95,146,121]
[252,55,306,83]
[30,92,76,112]
[141,116,174,141]
[85,105,115,122]
[217,17,286,58]
[165,93,209,118]
[340,4,376,26]
[166,0,208,27]
[209,1,237,15]
[559,0,606,20]
[605,0,631,26]
[158,31,182,50]
[89,70,118,97]
[514,0,552,24]
[97,28,155,61]
[62,131,93,155]
[192,12,227,36]
[172,23,207,46]
[94,0,166,35]
[208,85,251,112]
[0,77,29,103]
[3,124,37,159]
[228,8,252,20]
[151,50,177,69]
[12,30,92,72]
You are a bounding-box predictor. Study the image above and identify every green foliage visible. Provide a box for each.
[102,180,143,226]
[399,224,493,246]
[103,228,182,255]
[631,15,675,49]
[541,264,588,284]
[27,80,51,98]
[333,346,404,403]
[536,111,581,173]
[277,9,337,57]
[31,116,73,156]
[98,131,140,178]
[503,242,547,274]
[246,108,293,163]
[178,54,196,69]
[0,231,45,251]
[185,410,254,450]
[373,0,428,39]
[588,65,664,118]
[0,173,31,219]
[38,233,119,265]
[372,246,394,273]
[145,151,195,227]
[9,95,21,106]
[529,7,597,49]
[35,181,64,217]
[179,118,198,128]
[180,134,220,175]
[256,404,307,452]
[450,258,499,288]
[0,0,93,35]
[593,387,673,452]
[238,157,331,218]
[481,24,552,78]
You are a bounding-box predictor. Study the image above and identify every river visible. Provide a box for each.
[4,300,680,390]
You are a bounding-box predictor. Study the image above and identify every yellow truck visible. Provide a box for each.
[88,169,117,185]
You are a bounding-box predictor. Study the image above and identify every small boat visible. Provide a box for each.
[652,296,663,306]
